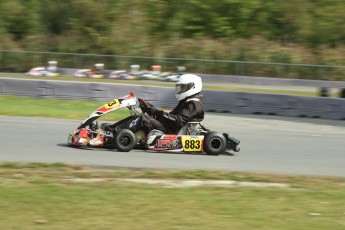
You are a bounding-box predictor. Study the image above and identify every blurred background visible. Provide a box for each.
[0,0,344,80]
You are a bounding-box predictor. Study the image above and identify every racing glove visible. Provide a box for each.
[139,98,161,116]
[144,107,161,116]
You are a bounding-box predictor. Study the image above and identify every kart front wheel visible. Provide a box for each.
[203,132,227,156]
[113,129,136,152]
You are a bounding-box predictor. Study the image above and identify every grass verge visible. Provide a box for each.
[0,95,129,120]
[0,162,344,230]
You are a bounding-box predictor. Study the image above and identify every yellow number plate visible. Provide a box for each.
[181,136,203,152]
[104,99,120,109]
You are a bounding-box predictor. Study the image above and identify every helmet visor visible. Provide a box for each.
[175,83,194,94]
[175,84,187,94]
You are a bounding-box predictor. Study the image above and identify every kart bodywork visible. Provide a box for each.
[67,92,240,155]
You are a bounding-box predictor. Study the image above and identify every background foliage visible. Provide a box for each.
[0,0,344,78]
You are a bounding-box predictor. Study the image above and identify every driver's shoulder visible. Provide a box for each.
[186,98,200,103]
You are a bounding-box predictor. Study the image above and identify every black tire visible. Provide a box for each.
[113,129,136,152]
[203,132,227,155]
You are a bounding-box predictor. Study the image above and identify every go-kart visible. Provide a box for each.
[67,92,240,155]
[26,61,60,77]
[73,69,105,79]
[108,70,140,80]
[26,67,60,77]
[158,66,186,82]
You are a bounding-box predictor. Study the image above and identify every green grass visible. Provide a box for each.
[0,163,344,230]
[0,95,129,120]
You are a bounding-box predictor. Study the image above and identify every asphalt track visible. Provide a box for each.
[0,114,344,177]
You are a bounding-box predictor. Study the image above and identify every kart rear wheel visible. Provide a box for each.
[113,129,136,152]
[203,132,227,155]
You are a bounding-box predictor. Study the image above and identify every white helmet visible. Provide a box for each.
[175,74,202,101]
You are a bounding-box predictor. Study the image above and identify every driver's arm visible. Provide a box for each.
[156,101,199,128]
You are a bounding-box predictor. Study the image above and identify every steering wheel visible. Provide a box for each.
[138,98,150,108]
[138,98,153,113]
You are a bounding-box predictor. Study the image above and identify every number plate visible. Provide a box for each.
[104,99,120,109]
[181,136,203,152]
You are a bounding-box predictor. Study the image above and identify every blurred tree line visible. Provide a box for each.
[0,0,344,78]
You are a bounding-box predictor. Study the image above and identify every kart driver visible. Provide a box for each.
[138,73,205,135]
[88,73,204,146]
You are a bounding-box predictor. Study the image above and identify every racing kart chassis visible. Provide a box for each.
[67,92,240,155]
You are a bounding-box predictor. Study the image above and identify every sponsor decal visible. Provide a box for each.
[129,117,140,128]
[162,113,176,121]
[157,138,180,148]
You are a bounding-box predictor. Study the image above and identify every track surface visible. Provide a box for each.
[1,114,344,177]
